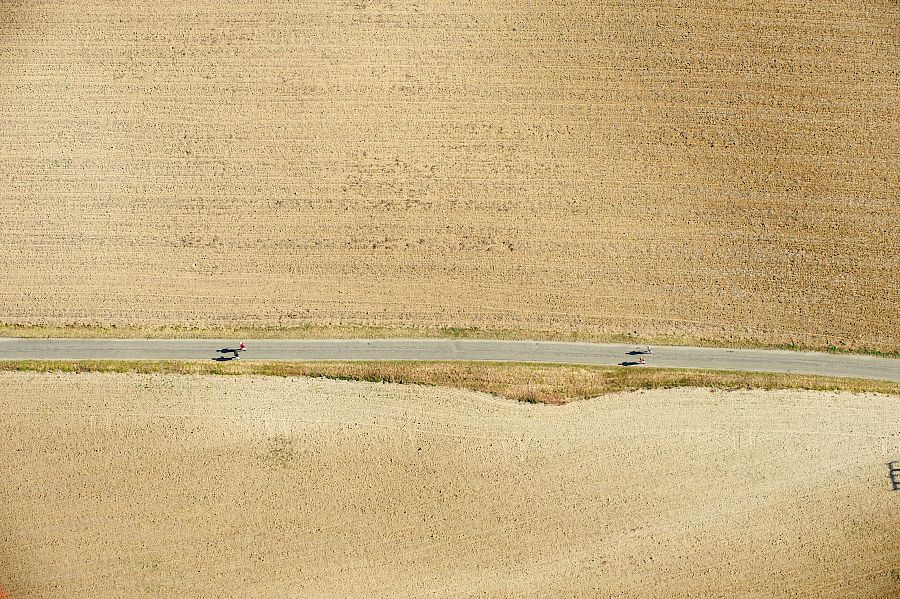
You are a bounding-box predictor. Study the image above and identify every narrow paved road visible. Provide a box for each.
[0,338,898,382]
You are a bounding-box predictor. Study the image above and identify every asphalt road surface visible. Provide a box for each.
[0,338,897,382]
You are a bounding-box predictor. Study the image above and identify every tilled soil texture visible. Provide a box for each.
[0,1,898,350]
[1,372,898,597]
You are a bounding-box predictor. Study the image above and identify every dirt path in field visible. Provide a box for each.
[0,373,897,597]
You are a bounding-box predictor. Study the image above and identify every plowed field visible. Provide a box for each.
[1,373,898,597]
[0,1,897,349]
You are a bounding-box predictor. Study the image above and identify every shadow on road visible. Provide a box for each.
[213,349,241,362]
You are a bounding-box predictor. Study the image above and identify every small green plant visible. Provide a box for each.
[261,436,301,469]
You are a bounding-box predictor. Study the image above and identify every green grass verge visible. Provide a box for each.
[2,360,896,404]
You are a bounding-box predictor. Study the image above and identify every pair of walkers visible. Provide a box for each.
[638,346,652,365]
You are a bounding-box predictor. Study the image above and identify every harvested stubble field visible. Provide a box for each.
[0,0,897,351]
[1,372,898,597]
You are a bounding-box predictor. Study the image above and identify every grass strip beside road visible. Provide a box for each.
[2,360,896,404]
[1,324,897,358]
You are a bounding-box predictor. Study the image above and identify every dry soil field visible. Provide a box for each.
[1,372,898,597]
[0,0,898,350]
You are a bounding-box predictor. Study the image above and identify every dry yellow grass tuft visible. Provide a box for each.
[2,359,896,403]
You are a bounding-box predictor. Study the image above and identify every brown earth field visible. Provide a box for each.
[0,1,897,351]
[1,372,898,597]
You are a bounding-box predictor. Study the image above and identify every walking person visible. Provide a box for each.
[647,346,653,354]
[239,342,246,352]
[638,356,646,365]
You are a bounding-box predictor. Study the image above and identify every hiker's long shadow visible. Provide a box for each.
[214,349,241,362]
[626,350,650,356]
[620,361,644,366]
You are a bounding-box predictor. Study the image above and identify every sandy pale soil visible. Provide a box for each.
[0,373,897,597]
[0,1,898,350]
